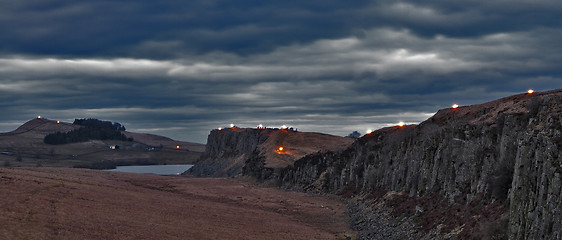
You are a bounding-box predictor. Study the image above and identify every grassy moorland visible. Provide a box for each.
[0,167,354,239]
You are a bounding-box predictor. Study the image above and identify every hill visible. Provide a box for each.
[0,118,204,168]
[123,131,205,152]
[193,89,562,239]
[188,127,354,177]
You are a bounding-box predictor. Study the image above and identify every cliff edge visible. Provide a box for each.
[195,89,562,239]
[188,127,354,177]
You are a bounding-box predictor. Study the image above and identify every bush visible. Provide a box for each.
[347,131,361,138]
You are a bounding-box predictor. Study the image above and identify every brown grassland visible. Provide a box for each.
[0,167,354,239]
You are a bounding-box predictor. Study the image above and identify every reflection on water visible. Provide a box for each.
[107,164,193,175]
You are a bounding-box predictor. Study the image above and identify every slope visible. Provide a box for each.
[0,118,203,168]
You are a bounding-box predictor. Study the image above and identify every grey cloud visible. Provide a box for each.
[2,1,562,142]
[5,0,560,58]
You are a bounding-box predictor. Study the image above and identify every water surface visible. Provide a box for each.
[107,164,193,175]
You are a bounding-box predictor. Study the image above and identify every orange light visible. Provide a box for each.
[278,146,284,151]
[366,129,373,134]
[176,145,180,149]
[37,116,41,119]
[527,89,534,94]
[452,104,459,109]
[56,121,60,124]
[398,121,405,127]
[218,127,222,131]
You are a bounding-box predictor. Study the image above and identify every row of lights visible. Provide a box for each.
[450,89,534,110]
[218,123,292,131]
[366,121,406,134]
[365,89,535,135]
[37,116,62,124]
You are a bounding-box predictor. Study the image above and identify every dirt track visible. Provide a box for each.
[0,167,354,239]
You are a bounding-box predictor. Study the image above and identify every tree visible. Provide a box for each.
[44,118,129,145]
[347,131,361,138]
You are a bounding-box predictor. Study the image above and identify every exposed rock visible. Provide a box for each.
[196,89,562,239]
[188,127,353,177]
[187,128,274,177]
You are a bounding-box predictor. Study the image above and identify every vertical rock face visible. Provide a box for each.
[196,89,562,238]
[257,90,562,239]
[188,128,274,177]
[508,97,562,239]
[189,127,354,177]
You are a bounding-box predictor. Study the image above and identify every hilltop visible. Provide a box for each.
[0,118,204,168]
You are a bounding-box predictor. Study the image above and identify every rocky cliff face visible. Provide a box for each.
[188,127,353,177]
[195,89,562,239]
[188,128,274,177]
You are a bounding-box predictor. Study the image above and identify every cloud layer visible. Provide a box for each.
[1,1,562,142]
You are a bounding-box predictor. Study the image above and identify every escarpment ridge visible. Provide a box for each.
[194,89,562,239]
[188,127,354,177]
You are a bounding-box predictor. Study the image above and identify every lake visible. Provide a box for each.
[107,164,193,175]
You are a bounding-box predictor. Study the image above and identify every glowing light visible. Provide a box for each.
[218,128,222,131]
[398,121,405,127]
[230,123,235,128]
[275,146,286,154]
[37,116,41,119]
[257,124,264,129]
[281,125,287,129]
[56,121,60,124]
[452,104,459,109]
[528,89,534,94]
[176,145,180,149]
[366,129,373,134]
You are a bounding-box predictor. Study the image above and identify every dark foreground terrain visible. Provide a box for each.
[0,167,354,240]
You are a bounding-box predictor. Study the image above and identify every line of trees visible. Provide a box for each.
[44,118,132,145]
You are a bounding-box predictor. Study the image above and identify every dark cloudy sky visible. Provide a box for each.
[1,1,562,143]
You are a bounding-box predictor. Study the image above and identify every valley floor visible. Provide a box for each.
[0,167,354,240]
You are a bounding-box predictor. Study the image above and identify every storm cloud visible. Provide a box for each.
[1,0,562,143]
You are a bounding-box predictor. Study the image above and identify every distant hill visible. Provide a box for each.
[0,118,79,138]
[123,131,205,152]
[0,117,204,168]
